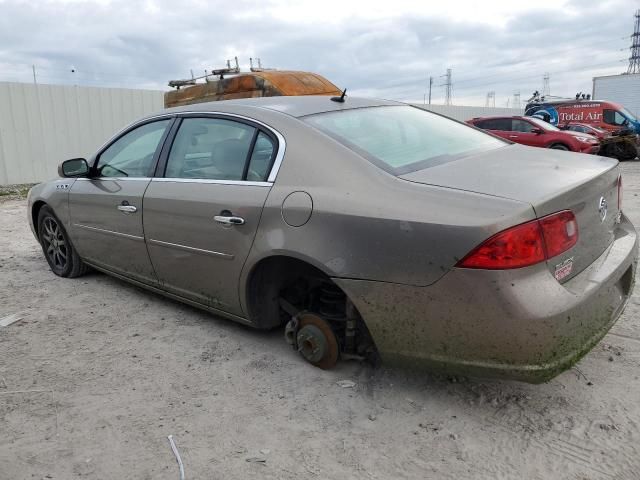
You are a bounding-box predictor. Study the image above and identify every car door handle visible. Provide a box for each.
[509,135,518,138]
[117,205,137,213]
[214,215,245,225]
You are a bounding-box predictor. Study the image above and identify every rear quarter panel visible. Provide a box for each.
[237,112,536,302]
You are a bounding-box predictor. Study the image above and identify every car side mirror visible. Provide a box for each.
[531,128,543,135]
[58,158,89,178]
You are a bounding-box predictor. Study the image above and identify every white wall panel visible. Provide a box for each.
[0,82,164,185]
[593,74,640,118]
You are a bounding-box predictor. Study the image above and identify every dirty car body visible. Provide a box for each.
[28,96,638,383]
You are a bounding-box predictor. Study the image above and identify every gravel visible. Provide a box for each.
[1,162,640,479]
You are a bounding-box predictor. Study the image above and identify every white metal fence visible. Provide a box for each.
[0,82,525,185]
[0,82,164,185]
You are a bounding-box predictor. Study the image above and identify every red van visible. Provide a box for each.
[524,99,640,135]
[466,116,600,154]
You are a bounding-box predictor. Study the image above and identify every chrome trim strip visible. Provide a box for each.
[75,177,152,182]
[266,128,286,182]
[73,223,144,242]
[152,178,271,187]
[148,238,234,259]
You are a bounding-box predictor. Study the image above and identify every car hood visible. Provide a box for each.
[399,144,617,212]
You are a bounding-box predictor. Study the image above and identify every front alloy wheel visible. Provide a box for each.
[41,217,68,272]
[37,206,89,278]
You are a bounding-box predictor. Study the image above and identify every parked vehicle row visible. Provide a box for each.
[466,116,601,153]
[28,96,638,383]
[524,98,640,160]
[468,114,639,161]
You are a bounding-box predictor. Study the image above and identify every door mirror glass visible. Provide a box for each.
[59,158,89,177]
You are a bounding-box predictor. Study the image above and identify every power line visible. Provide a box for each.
[449,37,625,86]
[452,59,624,92]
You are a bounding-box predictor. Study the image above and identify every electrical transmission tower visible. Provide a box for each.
[441,68,452,105]
[542,73,550,97]
[628,9,640,74]
[485,91,495,107]
[513,92,521,109]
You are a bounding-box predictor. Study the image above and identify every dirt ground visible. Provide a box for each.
[1,163,640,480]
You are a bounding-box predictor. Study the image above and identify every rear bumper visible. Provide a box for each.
[335,214,637,383]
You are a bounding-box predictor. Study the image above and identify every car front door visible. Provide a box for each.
[510,119,540,147]
[142,115,280,317]
[68,118,173,283]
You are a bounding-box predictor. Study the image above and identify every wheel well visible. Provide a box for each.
[549,142,570,150]
[246,256,332,329]
[245,255,378,362]
[31,201,47,235]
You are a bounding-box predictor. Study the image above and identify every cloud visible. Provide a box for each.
[0,0,636,106]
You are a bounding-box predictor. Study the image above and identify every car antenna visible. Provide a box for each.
[331,88,347,103]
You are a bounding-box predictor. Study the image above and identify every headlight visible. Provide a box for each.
[576,136,592,143]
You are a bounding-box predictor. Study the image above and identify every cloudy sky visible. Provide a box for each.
[0,0,637,106]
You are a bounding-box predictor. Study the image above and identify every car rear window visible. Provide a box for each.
[304,106,506,175]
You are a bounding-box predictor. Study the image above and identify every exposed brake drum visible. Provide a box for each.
[285,312,339,370]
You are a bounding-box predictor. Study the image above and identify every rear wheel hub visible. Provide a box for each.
[293,312,339,369]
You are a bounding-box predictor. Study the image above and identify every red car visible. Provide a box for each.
[467,116,600,154]
[560,122,610,141]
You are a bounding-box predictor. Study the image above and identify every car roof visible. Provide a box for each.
[162,95,402,118]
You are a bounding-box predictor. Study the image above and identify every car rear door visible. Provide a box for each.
[142,114,281,317]
[68,118,173,283]
[475,118,512,141]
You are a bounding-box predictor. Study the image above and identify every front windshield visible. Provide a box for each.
[304,106,506,175]
[528,117,560,131]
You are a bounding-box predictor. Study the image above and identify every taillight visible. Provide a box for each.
[539,210,578,258]
[618,174,623,211]
[457,210,578,270]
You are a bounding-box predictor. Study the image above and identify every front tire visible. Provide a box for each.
[37,206,89,278]
[549,144,569,151]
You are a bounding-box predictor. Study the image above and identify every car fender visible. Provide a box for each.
[28,178,77,238]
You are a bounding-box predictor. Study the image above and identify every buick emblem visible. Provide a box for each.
[598,197,607,222]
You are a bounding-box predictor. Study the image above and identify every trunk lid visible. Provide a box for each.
[400,145,620,282]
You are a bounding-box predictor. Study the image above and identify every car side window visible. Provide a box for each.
[96,120,171,177]
[165,118,256,180]
[512,119,536,133]
[603,109,627,126]
[246,132,275,181]
[479,118,511,131]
